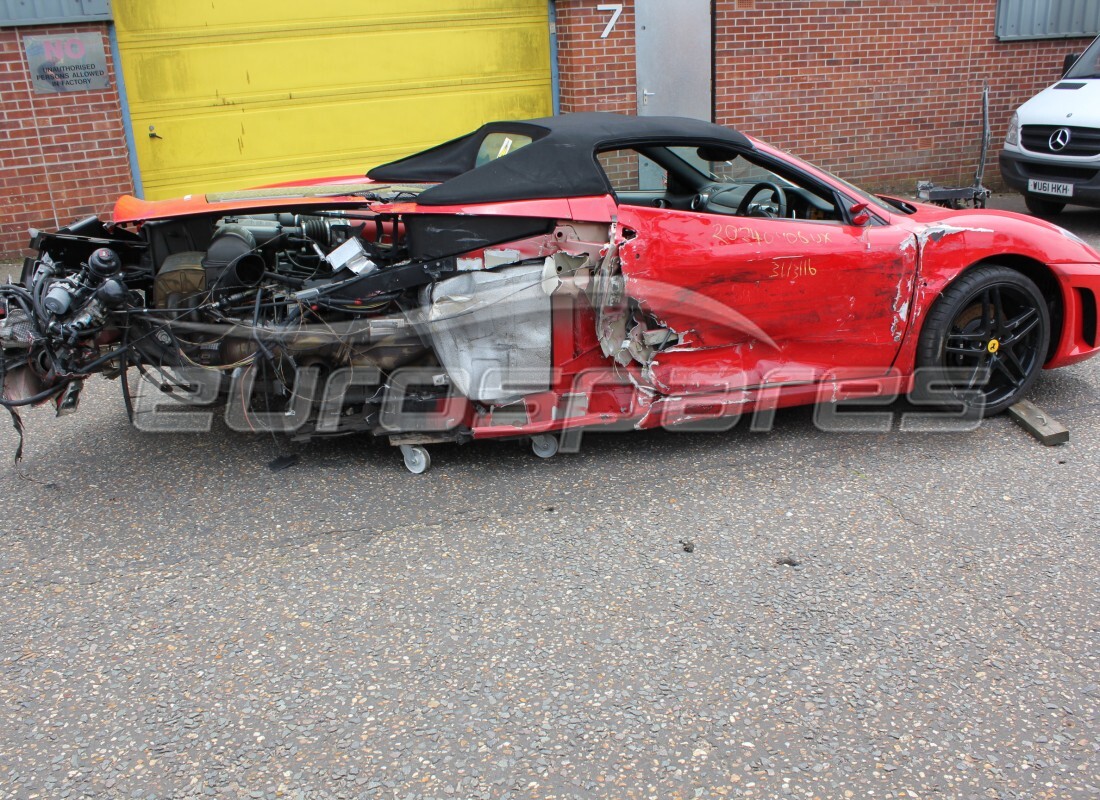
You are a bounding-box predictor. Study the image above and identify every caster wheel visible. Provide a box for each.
[400,445,431,474]
[530,434,559,459]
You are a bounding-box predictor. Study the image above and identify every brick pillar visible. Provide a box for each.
[554,0,638,114]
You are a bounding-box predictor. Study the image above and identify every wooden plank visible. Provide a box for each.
[1008,400,1069,446]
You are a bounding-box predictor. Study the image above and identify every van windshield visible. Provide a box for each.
[1065,35,1100,79]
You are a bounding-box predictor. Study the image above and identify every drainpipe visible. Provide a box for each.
[710,0,717,123]
[549,0,561,115]
[108,22,143,198]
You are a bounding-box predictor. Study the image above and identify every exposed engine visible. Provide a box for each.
[136,211,427,374]
[0,202,609,462]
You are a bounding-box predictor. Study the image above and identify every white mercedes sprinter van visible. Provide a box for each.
[1000,34,1100,216]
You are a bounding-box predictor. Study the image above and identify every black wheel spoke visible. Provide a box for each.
[946,330,984,355]
[980,290,994,334]
[947,331,986,342]
[967,351,989,388]
[1002,346,1029,381]
[992,356,1025,389]
[990,286,1006,335]
[1002,307,1039,346]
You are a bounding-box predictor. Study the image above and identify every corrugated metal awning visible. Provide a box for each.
[0,0,112,27]
[996,0,1100,40]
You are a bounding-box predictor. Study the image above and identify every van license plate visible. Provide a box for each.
[1028,179,1074,198]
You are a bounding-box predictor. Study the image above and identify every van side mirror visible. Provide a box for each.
[1063,52,1079,76]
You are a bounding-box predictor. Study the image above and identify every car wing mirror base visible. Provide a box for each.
[850,202,871,226]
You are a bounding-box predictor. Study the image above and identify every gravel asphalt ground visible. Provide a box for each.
[0,195,1097,799]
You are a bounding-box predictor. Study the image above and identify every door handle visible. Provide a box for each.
[642,90,656,105]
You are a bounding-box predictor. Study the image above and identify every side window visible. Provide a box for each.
[597,148,691,209]
[597,149,653,193]
[707,156,773,184]
[474,133,533,167]
[596,143,847,222]
[682,148,843,223]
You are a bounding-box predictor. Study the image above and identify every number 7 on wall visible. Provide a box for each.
[597,3,624,38]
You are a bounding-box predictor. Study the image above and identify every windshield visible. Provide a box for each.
[1065,35,1100,79]
[660,145,895,216]
[750,147,896,215]
[664,146,781,184]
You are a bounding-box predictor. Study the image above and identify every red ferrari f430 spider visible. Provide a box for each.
[3,113,1099,471]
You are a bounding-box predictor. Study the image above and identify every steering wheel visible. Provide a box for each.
[734,181,788,218]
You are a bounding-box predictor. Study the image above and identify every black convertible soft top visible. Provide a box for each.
[367,112,752,207]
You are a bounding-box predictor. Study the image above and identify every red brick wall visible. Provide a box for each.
[0,24,133,259]
[715,0,1095,192]
[556,0,638,113]
[556,0,1095,193]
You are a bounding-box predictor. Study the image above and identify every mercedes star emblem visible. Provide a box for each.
[1049,128,1072,151]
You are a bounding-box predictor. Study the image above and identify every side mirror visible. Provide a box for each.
[1063,52,1079,76]
[850,202,871,226]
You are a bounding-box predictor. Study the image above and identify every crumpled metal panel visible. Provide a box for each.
[421,263,552,403]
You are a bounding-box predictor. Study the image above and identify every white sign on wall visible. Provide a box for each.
[24,33,110,93]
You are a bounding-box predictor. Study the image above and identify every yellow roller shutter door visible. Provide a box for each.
[113,1,552,199]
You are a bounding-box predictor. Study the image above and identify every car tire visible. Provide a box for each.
[915,266,1050,417]
[1024,196,1066,217]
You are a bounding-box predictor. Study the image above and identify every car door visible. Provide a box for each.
[614,203,918,394]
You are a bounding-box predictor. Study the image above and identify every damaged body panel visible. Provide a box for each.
[420,263,553,402]
[4,113,1100,471]
[609,205,919,394]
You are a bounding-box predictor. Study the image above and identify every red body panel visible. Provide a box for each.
[613,205,917,393]
[110,171,479,224]
[888,206,1100,372]
[112,189,373,225]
